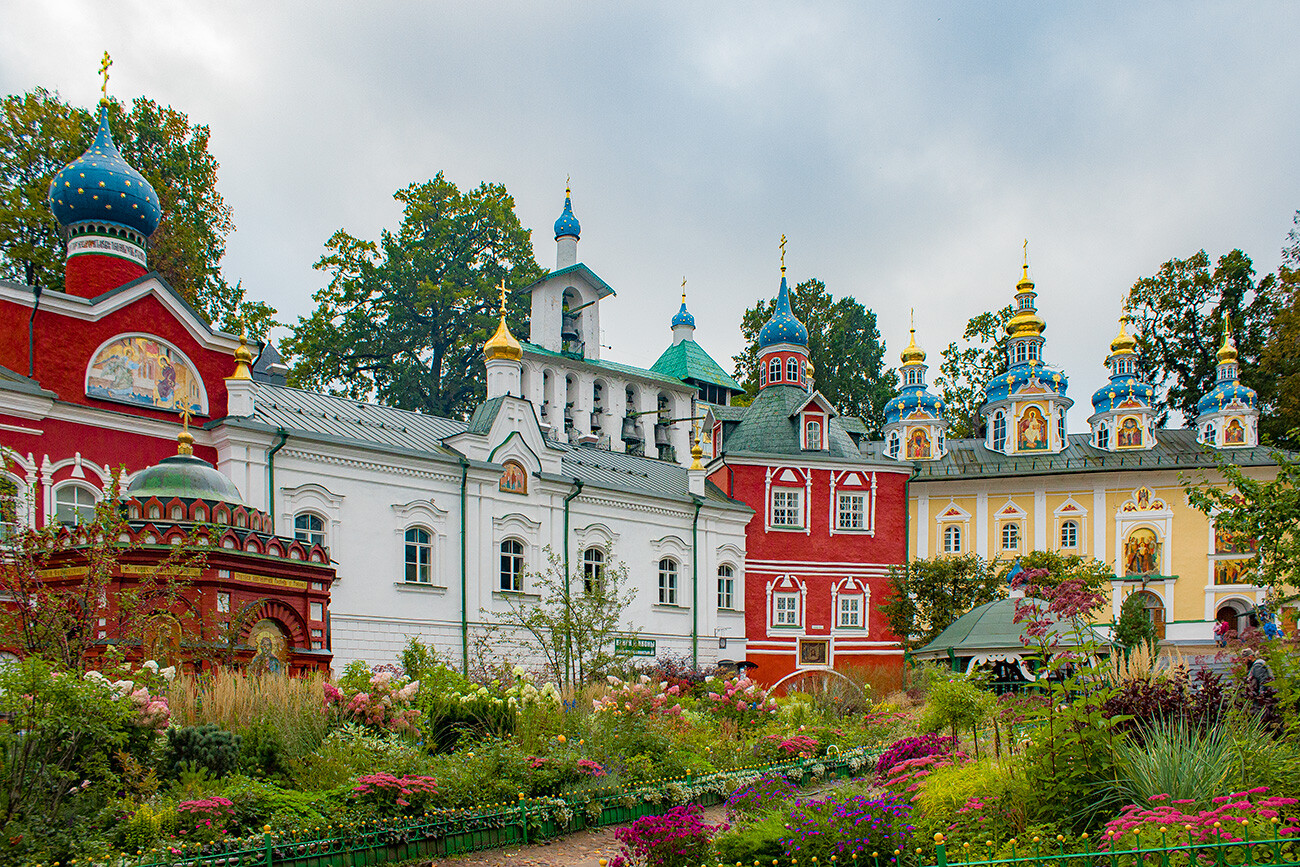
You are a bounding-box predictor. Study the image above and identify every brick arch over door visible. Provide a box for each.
[239,598,309,647]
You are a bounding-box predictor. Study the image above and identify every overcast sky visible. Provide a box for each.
[4,2,1297,429]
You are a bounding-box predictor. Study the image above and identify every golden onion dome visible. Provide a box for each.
[900,328,926,364]
[229,329,254,380]
[1216,319,1238,364]
[1016,263,1034,292]
[1007,308,1046,337]
[483,315,522,362]
[1109,316,1137,355]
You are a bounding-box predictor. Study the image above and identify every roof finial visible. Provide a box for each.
[499,279,508,317]
[681,276,687,305]
[565,175,571,197]
[1023,238,1028,267]
[690,423,704,470]
[229,327,254,380]
[779,234,787,276]
[177,406,194,456]
[99,51,112,105]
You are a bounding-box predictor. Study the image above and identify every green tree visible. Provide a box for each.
[993,550,1113,593]
[0,89,270,333]
[881,554,1004,651]
[485,546,637,689]
[1114,589,1159,654]
[1257,213,1300,448]
[1124,249,1277,425]
[283,174,543,418]
[1185,447,1300,599]
[934,306,1014,438]
[732,278,895,433]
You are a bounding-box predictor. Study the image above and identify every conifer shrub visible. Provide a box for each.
[162,723,242,779]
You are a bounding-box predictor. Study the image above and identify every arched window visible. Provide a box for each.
[1001,522,1020,551]
[805,419,822,450]
[943,524,962,553]
[1057,413,1066,447]
[787,357,800,383]
[768,357,782,383]
[1132,590,1166,640]
[658,557,678,605]
[1202,423,1214,444]
[1060,520,1079,549]
[1027,343,1039,361]
[1096,424,1108,448]
[992,412,1007,451]
[582,547,604,594]
[759,365,767,386]
[888,431,900,459]
[717,564,735,609]
[500,540,525,592]
[936,430,945,455]
[404,527,432,584]
[294,513,326,548]
[1014,342,1028,364]
[54,484,98,526]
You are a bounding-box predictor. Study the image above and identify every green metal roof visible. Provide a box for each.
[127,454,246,505]
[519,263,616,299]
[520,342,685,388]
[913,597,1112,658]
[719,385,861,460]
[876,429,1291,481]
[465,396,506,435]
[649,340,743,392]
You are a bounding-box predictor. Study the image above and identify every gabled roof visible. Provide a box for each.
[521,342,687,389]
[0,364,57,398]
[790,391,838,418]
[914,597,1112,658]
[879,428,1289,481]
[719,384,862,461]
[520,263,616,299]
[649,340,743,392]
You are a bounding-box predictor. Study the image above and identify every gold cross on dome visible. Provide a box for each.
[1023,238,1029,267]
[498,279,508,316]
[99,52,112,102]
[681,276,687,304]
[178,405,192,432]
[779,234,787,273]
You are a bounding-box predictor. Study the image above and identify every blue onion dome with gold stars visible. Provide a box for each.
[671,298,695,328]
[758,275,808,349]
[984,361,1069,404]
[553,187,581,239]
[885,329,943,425]
[48,104,161,238]
[1196,325,1256,415]
[1092,317,1154,413]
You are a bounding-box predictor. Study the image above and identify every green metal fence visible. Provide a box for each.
[87,748,879,867]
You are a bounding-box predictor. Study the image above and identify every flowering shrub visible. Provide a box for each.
[769,733,819,756]
[724,773,797,821]
[880,750,970,804]
[1099,789,1300,853]
[699,674,777,727]
[593,675,685,718]
[175,796,234,843]
[577,758,606,776]
[610,803,726,867]
[782,789,914,862]
[876,733,957,778]
[350,772,439,813]
[340,671,421,733]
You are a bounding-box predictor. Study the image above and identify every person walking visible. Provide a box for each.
[1242,647,1274,699]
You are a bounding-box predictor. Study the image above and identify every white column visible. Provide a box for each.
[1034,488,1047,550]
[975,492,989,559]
[1093,485,1107,563]
[916,494,929,556]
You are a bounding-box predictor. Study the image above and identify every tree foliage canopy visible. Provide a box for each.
[732,278,895,432]
[1256,213,1300,448]
[934,306,1013,439]
[282,174,542,419]
[0,88,271,334]
[881,554,1004,652]
[1124,249,1277,427]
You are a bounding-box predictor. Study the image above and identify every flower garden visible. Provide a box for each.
[2,615,1298,867]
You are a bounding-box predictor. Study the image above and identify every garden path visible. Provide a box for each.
[426,802,729,867]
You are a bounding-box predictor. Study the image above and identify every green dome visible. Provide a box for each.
[127,454,245,506]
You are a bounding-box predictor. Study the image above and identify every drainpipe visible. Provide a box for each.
[562,478,584,685]
[690,495,702,668]
[459,458,470,676]
[266,429,289,533]
[27,278,41,378]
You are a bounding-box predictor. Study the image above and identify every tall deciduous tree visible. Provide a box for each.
[732,278,895,433]
[1257,212,1300,448]
[283,174,543,418]
[1124,249,1277,426]
[881,554,1004,651]
[934,306,1013,438]
[0,89,270,334]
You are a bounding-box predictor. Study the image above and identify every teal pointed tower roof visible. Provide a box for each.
[49,104,161,237]
[651,340,742,392]
[553,186,581,239]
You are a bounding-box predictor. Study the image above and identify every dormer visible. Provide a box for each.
[793,392,836,451]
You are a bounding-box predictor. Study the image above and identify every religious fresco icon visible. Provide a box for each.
[247,618,288,675]
[1224,418,1245,445]
[906,427,931,459]
[86,335,207,415]
[499,461,528,494]
[1016,406,1049,451]
[1117,417,1143,448]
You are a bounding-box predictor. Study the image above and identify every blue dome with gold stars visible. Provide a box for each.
[48,105,161,238]
[1091,375,1155,413]
[553,190,580,239]
[884,387,944,427]
[983,361,1068,405]
[758,276,808,349]
[1196,381,1257,416]
[671,299,695,328]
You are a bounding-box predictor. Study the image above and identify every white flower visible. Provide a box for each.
[111,680,134,695]
[606,675,621,685]
[160,666,177,682]
[638,674,650,685]
[142,660,159,674]
[83,670,105,683]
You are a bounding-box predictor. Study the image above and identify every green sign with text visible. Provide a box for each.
[615,637,657,657]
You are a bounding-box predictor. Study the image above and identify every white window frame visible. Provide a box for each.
[717,563,735,610]
[786,357,800,383]
[943,524,963,553]
[404,526,433,584]
[54,483,98,526]
[294,512,326,548]
[888,431,900,459]
[582,546,605,594]
[804,418,822,450]
[1060,519,1079,549]
[837,491,866,530]
[773,591,800,627]
[768,357,782,383]
[770,488,803,528]
[992,412,1007,451]
[657,557,679,605]
[1001,522,1020,551]
[838,593,863,628]
[500,539,525,592]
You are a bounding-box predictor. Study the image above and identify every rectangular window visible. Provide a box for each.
[839,595,862,627]
[217,591,230,614]
[717,565,735,609]
[837,492,865,529]
[771,489,803,527]
[310,602,324,621]
[774,592,799,626]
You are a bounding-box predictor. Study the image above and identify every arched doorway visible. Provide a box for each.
[1130,590,1166,640]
